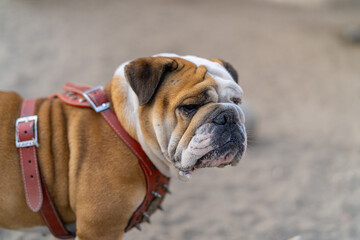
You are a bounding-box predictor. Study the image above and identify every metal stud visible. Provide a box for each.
[152,191,162,198]
[142,211,150,218]
[162,184,171,194]
[135,224,142,231]
[142,211,151,224]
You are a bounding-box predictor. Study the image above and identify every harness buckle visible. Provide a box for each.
[82,86,110,112]
[15,115,39,148]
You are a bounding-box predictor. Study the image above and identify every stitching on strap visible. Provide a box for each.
[32,147,43,211]
[19,148,32,209]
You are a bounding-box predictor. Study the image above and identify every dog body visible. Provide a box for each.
[0,54,246,239]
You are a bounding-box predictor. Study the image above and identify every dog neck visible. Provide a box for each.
[110,64,175,178]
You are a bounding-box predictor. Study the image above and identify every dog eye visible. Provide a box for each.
[179,104,200,115]
[231,97,242,105]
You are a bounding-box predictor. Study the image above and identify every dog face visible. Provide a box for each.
[119,54,246,179]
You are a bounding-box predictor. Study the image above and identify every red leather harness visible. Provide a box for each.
[15,83,170,238]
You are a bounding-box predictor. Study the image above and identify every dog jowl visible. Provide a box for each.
[121,53,247,179]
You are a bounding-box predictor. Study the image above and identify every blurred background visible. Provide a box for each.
[1,0,360,239]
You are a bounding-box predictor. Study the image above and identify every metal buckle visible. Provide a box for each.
[15,115,39,148]
[82,86,110,112]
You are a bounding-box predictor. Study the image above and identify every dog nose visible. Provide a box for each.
[213,112,235,125]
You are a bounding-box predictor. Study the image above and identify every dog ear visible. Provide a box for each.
[125,57,178,106]
[211,59,238,83]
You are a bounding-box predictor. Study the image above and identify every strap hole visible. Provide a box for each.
[28,160,32,164]
[24,130,27,134]
[30,175,34,179]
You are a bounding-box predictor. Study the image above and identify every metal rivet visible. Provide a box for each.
[142,211,150,219]
[142,211,151,224]
[152,191,162,198]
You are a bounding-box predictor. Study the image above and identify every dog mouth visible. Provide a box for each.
[179,140,245,176]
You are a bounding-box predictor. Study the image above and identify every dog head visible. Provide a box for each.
[113,54,246,180]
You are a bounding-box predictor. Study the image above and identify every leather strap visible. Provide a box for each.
[17,99,43,212]
[49,82,91,109]
[55,83,170,232]
[40,181,74,238]
[16,99,74,239]
[16,83,170,237]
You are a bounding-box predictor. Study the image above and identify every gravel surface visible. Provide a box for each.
[1,0,360,239]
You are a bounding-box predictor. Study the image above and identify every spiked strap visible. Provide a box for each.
[52,83,170,232]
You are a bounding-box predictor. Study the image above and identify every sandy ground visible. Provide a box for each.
[1,0,360,239]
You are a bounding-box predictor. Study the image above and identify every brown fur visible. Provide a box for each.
[0,56,239,239]
[0,82,146,239]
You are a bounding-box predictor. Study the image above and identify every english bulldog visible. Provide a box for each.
[0,54,247,239]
